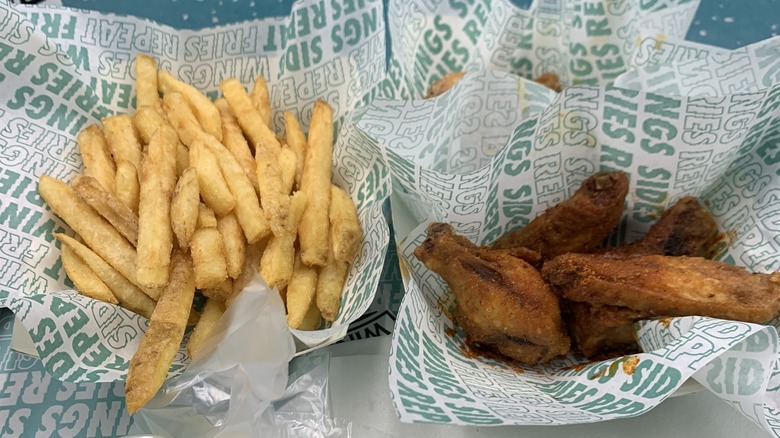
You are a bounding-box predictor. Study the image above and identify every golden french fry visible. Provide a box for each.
[133,108,188,176]
[175,142,189,177]
[299,300,322,331]
[200,133,269,243]
[61,244,118,304]
[187,298,225,359]
[217,213,245,279]
[256,146,290,237]
[203,278,232,302]
[170,168,199,248]
[55,233,157,316]
[190,138,236,216]
[316,245,349,322]
[197,203,218,229]
[190,227,228,289]
[218,78,281,157]
[330,185,363,263]
[78,125,116,193]
[215,98,259,194]
[227,241,265,307]
[71,175,139,246]
[298,100,334,266]
[136,125,178,288]
[249,75,273,129]
[283,112,306,190]
[162,92,203,147]
[135,54,160,111]
[133,106,167,144]
[158,71,222,141]
[40,176,159,299]
[259,191,307,289]
[102,114,143,175]
[286,254,318,329]
[115,160,140,214]
[126,249,195,413]
[279,147,297,195]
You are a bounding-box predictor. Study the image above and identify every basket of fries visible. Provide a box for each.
[0,0,390,422]
[360,0,780,433]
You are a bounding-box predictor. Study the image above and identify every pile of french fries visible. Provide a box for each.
[38,54,363,413]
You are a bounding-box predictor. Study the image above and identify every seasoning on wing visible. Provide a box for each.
[543,253,780,324]
[492,171,629,260]
[414,223,570,365]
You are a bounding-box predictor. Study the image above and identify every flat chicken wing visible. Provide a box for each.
[492,171,629,259]
[570,196,720,358]
[414,223,570,365]
[544,253,780,324]
[602,196,719,257]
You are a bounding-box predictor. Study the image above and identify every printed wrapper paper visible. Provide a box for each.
[0,0,390,383]
[359,0,780,433]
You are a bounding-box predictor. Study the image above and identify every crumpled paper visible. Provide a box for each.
[356,0,780,434]
[0,0,390,385]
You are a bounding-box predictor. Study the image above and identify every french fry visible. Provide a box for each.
[203,278,232,302]
[279,147,297,195]
[190,227,228,289]
[256,145,290,237]
[71,175,139,246]
[40,176,159,299]
[283,111,306,189]
[170,168,199,248]
[115,160,140,214]
[299,300,322,331]
[298,100,334,266]
[197,204,218,229]
[126,249,195,414]
[78,125,116,193]
[162,92,203,147]
[217,213,245,279]
[158,71,222,141]
[102,114,143,175]
[329,185,363,263]
[249,75,273,129]
[132,107,188,176]
[190,138,236,216]
[135,54,160,111]
[316,245,349,322]
[286,255,318,329]
[61,244,118,304]
[136,125,178,288]
[215,98,259,194]
[187,298,225,359]
[259,191,307,289]
[133,106,166,144]
[227,241,265,307]
[218,78,281,157]
[55,233,156,317]
[200,133,269,243]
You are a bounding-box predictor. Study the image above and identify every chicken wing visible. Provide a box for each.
[602,196,719,257]
[544,253,780,324]
[492,171,629,259]
[415,223,570,365]
[569,196,720,358]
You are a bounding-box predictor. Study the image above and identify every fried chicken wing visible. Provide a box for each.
[570,196,721,358]
[603,196,719,257]
[492,171,629,259]
[414,223,570,365]
[544,253,780,324]
[425,72,466,98]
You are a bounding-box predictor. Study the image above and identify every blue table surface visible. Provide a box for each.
[1,0,779,436]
